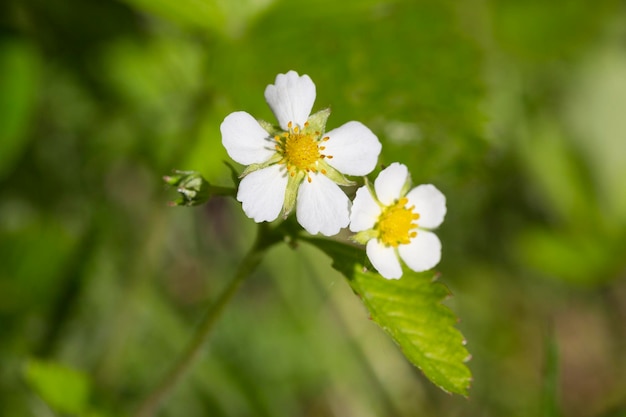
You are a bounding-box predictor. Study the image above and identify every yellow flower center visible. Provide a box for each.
[275,122,332,182]
[377,197,420,247]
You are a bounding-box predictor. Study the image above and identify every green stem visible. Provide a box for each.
[132,223,277,417]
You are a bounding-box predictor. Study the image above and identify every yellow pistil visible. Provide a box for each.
[376,197,420,247]
[275,121,331,182]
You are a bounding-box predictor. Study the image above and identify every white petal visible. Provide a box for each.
[366,239,402,279]
[406,184,446,229]
[323,121,382,176]
[237,165,287,222]
[221,111,275,165]
[374,162,409,205]
[264,71,316,130]
[349,186,381,232]
[296,173,350,236]
[398,230,442,272]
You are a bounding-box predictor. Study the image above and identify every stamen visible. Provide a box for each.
[273,120,332,183]
[376,198,420,247]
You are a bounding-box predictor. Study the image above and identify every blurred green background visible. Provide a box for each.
[2,0,626,415]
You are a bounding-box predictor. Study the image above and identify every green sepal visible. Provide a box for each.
[365,177,383,205]
[304,108,331,135]
[352,229,378,245]
[319,160,355,186]
[257,118,283,136]
[240,154,282,177]
[400,173,412,197]
[282,170,305,218]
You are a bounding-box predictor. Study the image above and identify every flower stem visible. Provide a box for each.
[132,223,278,417]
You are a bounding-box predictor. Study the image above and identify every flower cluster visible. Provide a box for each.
[221,71,446,279]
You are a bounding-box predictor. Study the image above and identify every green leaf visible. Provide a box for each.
[0,39,40,180]
[23,359,91,415]
[304,238,472,396]
[118,0,275,38]
[541,332,561,417]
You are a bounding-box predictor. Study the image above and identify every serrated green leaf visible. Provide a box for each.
[23,359,91,414]
[304,238,471,396]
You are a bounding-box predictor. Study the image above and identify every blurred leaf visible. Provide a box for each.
[490,0,618,63]
[564,36,626,225]
[541,332,561,417]
[305,238,471,396]
[517,228,616,286]
[517,121,596,226]
[0,211,78,315]
[118,0,223,33]
[0,39,40,180]
[24,359,90,415]
[118,0,275,38]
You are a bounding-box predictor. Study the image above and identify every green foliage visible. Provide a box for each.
[305,238,471,396]
[117,0,275,37]
[490,0,618,63]
[2,0,626,415]
[0,39,39,180]
[541,333,561,417]
[24,359,91,415]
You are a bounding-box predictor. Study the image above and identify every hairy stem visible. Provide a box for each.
[132,223,277,417]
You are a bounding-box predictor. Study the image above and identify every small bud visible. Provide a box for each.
[164,170,211,206]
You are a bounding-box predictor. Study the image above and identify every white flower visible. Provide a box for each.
[350,163,446,279]
[221,71,382,236]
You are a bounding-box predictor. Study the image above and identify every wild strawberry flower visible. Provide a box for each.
[221,71,382,236]
[350,163,446,279]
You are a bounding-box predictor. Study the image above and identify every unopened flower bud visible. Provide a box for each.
[163,170,212,206]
